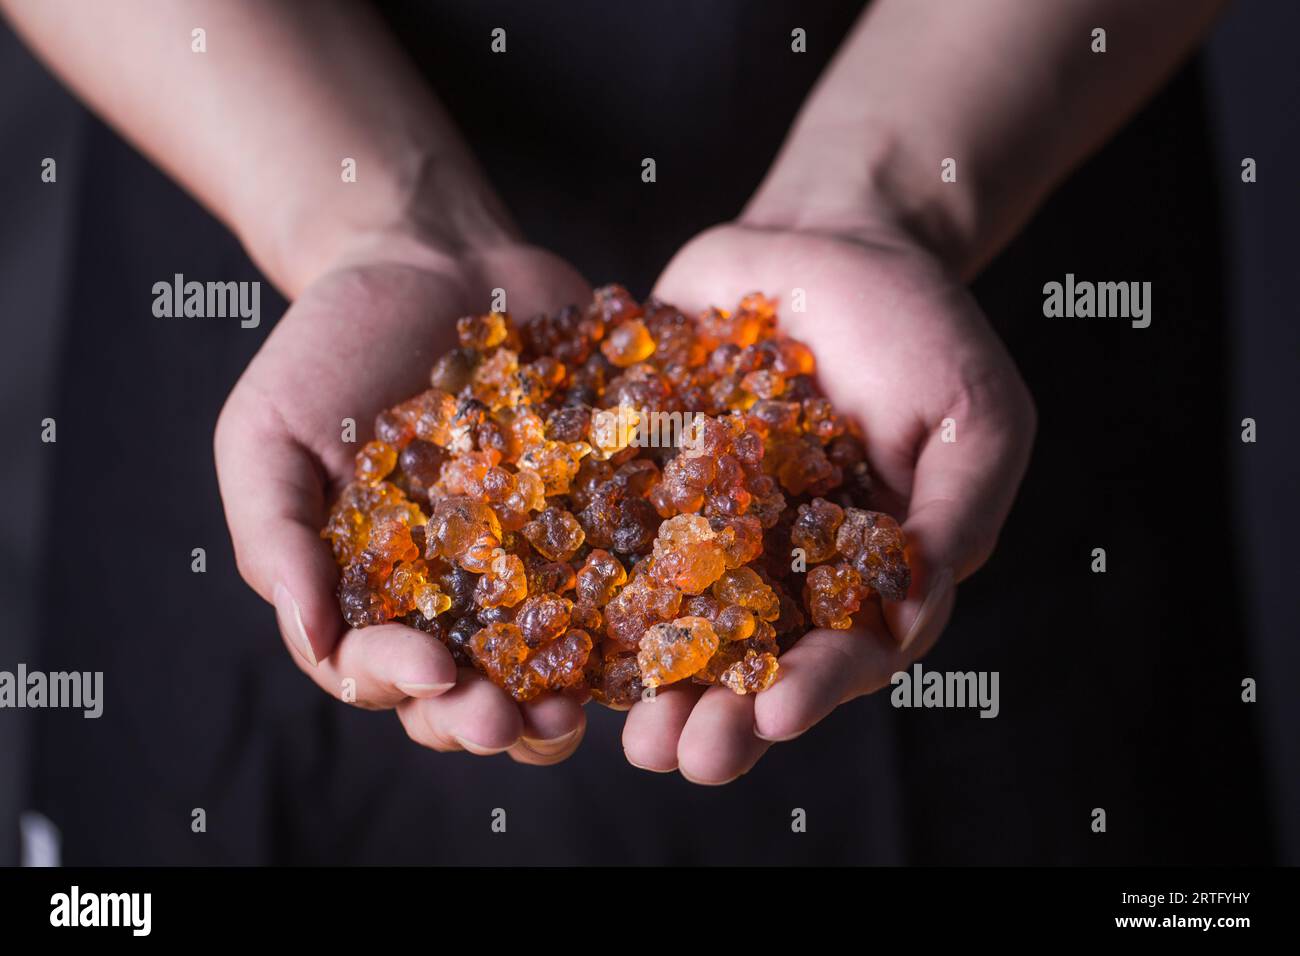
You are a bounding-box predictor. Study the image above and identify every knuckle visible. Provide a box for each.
[231,545,257,589]
[1010,373,1038,439]
[212,398,236,459]
[945,358,1035,434]
[948,364,1015,420]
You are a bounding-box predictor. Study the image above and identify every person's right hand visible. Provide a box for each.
[214,236,593,765]
[621,220,1037,783]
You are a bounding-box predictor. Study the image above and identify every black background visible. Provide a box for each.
[0,0,1295,866]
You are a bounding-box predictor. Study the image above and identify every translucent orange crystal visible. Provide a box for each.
[637,617,720,688]
[321,288,909,704]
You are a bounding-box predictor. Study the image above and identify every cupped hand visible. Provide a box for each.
[623,222,1036,783]
[215,238,593,765]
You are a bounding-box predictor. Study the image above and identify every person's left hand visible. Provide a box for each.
[620,221,1036,783]
[215,236,594,766]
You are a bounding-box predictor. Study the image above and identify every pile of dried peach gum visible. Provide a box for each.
[322,286,909,708]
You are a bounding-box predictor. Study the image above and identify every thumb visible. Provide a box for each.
[214,392,344,666]
[883,375,1036,654]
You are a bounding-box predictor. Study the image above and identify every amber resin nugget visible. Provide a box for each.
[322,288,910,706]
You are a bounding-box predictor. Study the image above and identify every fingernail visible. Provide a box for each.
[274,583,317,666]
[679,768,743,787]
[754,726,805,743]
[452,735,511,756]
[396,681,455,698]
[626,757,677,774]
[519,727,581,757]
[899,567,953,653]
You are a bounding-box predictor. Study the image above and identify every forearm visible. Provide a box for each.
[1,0,515,295]
[743,0,1225,279]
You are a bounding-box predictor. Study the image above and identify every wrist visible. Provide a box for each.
[244,151,520,298]
[739,126,983,278]
[283,225,589,327]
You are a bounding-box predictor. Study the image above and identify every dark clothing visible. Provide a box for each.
[22,2,1272,863]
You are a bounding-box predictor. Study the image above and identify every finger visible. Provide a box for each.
[474,253,592,318]
[651,225,762,312]
[215,390,344,665]
[676,686,770,785]
[396,669,523,754]
[884,370,1034,650]
[286,622,457,709]
[622,682,702,773]
[753,606,914,742]
[507,694,587,766]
